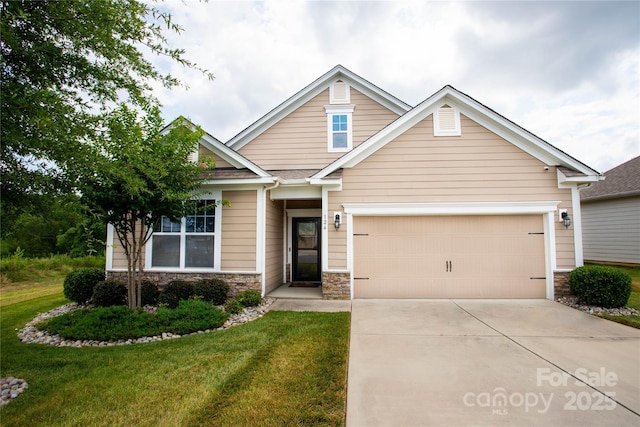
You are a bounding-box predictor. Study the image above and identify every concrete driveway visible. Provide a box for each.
[347,299,640,426]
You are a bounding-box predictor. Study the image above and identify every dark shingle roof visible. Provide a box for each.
[581,156,640,201]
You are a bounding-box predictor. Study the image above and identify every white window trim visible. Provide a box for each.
[145,191,222,271]
[434,104,461,136]
[325,105,355,153]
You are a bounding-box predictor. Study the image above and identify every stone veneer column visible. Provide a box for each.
[553,271,572,297]
[322,272,350,300]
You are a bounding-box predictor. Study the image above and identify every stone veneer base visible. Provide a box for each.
[322,272,350,300]
[553,271,572,297]
[107,271,261,298]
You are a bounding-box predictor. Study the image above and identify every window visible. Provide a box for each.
[325,105,355,152]
[150,200,217,269]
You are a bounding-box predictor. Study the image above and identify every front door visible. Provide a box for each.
[292,217,321,282]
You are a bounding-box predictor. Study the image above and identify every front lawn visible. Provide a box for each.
[0,288,350,426]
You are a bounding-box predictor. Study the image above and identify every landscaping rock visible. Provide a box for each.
[17,298,275,348]
[0,377,28,406]
[556,295,640,317]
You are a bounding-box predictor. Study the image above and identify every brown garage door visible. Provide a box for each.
[353,215,546,298]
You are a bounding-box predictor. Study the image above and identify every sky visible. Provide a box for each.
[150,0,640,173]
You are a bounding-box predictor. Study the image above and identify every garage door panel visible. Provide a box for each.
[353,215,546,299]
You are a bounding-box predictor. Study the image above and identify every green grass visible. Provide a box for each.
[597,313,640,329]
[0,285,350,426]
[0,254,104,283]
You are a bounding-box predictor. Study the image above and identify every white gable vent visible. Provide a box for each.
[434,104,461,136]
[330,80,350,104]
[187,145,199,163]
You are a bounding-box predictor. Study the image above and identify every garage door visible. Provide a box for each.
[353,215,546,298]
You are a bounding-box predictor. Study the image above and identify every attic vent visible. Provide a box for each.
[434,104,461,136]
[187,145,199,163]
[330,80,350,104]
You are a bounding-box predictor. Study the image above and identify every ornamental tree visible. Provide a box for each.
[82,105,215,309]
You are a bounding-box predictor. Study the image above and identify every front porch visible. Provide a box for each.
[267,283,323,299]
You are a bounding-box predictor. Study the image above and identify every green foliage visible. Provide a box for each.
[0,254,105,283]
[156,300,229,335]
[37,300,229,341]
[157,292,180,310]
[193,279,230,305]
[163,280,195,301]
[1,0,212,205]
[139,281,160,306]
[569,265,632,308]
[224,299,244,315]
[92,280,127,307]
[236,289,263,308]
[62,268,105,303]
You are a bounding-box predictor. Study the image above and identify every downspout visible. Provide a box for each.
[260,178,280,297]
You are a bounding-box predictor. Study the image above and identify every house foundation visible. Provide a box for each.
[322,271,351,300]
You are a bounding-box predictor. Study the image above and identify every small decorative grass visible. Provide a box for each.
[36,300,229,341]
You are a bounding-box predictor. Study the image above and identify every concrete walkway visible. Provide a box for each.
[347,299,640,426]
[268,298,351,312]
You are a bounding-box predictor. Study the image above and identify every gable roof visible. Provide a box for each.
[581,155,640,201]
[312,85,602,181]
[226,65,412,150]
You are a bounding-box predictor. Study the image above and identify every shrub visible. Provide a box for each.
[156,300,229,334]
[224,298,243,315]
[158,292,180,309]
[193,279,229,305]
[139,281,160,306]
[569,265,632,308]
[63,268,105,303]
[92,280,127,307]
[163,280,195,301]
[236,289,262,307]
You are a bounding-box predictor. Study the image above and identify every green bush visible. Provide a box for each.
[193,279,229,305]
[158,292,180,309]
[569,265,632,308]
[63,268,105,303]
[156,300,229,334]
[236,289,262,307]
[37,300,229,341]
[139,281,160,306]
[224,298,243,315]
[163,280,195,301]
[92,280,127,307]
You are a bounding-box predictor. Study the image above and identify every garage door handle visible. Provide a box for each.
[354,277,369,280]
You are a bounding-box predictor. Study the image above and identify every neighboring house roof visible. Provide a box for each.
[226,65,412,151]
[313,85,601,181]
[581,155,640,201]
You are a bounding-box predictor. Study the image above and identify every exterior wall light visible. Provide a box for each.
[334,213,341,230]
[561,211,571,229]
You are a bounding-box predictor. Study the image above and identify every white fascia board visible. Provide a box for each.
[556,168,602,186]
[201,177,276,186]
[307,178,342,188]
[270,185,322,200]
[199,133,271,177]
[342,201,561,216]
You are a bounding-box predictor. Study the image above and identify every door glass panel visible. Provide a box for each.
[294,218,320,281]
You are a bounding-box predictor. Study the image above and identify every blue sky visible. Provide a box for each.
[150,0,640,173]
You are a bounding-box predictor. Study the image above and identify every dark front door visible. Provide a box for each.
[292,217,321,282]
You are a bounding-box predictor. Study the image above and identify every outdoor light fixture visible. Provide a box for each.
[561,211,571,229]
[334,213,341,230]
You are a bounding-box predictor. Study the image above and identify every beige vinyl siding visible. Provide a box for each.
[264,198,285,293]
[328,114,575,270]
[582,196,640,264]
[199,145,234,168]
[238,89,400,170]
[221,190,257,271]
[110,225,146,270]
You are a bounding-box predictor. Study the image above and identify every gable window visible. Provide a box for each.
[434,104,461,136]
[150,199,218,269]
[325,105,355,152]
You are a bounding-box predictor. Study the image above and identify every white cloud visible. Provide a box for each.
[148,0,639,172]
